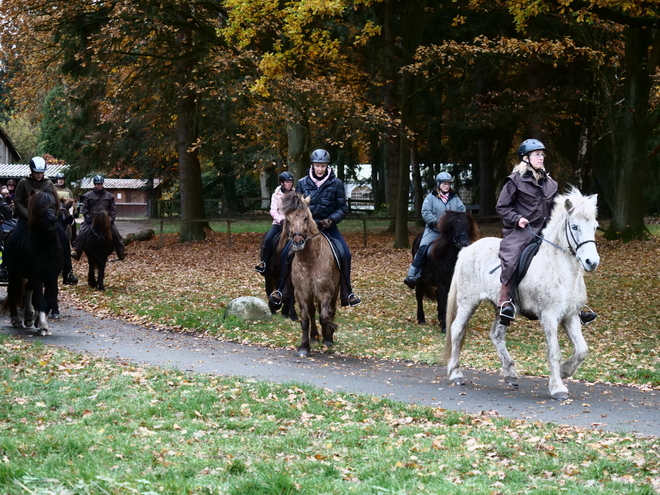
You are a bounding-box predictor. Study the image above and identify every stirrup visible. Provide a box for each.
[579,306,597,325]
[347,293,361,307]
[498,301,516,325]
[269,290,283,305]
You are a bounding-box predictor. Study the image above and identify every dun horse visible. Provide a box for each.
[411,211,479,331]
[280,193,341,357]
[444,188,599,400]
[2,190,63,334]
[79,210,115,291]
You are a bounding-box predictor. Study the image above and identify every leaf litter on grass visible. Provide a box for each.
[62,228,660,389]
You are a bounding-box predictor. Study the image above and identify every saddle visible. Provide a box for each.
[321,232,343,270]
[510,236,543,321]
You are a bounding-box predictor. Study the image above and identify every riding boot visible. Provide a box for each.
[269,245,293,305]
[579,307,597,325]
[498,282,515,325]
[339,265,361,307]
[403,244,429,289]
[112,226,126,260]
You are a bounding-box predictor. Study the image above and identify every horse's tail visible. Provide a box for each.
[442,269,460,364]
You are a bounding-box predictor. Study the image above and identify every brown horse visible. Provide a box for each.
[80,210,115,291]
[411,211,479,332]
[280,193,340,357]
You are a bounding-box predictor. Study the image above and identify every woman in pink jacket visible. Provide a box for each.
[255,171,294,273]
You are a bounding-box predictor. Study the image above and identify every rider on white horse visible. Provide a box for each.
[496,139,596,325]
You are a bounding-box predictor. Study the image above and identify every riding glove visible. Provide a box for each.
[319,218,333,229]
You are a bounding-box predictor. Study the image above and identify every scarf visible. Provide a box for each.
[310,167,332,189]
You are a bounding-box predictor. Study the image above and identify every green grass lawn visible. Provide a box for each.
[1,335,658,495]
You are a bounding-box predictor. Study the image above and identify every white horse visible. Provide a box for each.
[444,187,599,400]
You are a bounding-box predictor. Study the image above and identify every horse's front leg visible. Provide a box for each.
[541,315,569,400]
[87,260,97,288]
[309,302,318,342]
[23,284,35,329]
[560,315,588,379]
[489,313,519,387]
[97,260,106,291]
[415,286,426,324]
[319,300,336,349]
[436,285,449,333]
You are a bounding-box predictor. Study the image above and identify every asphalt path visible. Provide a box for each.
[2,302,658,438]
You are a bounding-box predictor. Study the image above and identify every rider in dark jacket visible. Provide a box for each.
[496,139,596,326]
[269,149,361,307]
[0,157,78,287]
[72,175,126,260]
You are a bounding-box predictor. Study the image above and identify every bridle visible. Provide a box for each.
[525,216,595,259]
[564,218,596,257]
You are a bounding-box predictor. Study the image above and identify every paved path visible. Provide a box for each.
[2,302,658,438]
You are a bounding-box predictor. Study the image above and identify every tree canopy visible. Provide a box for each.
[1,0,659,242]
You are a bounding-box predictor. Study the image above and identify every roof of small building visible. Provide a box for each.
[0,163,70,179]
[0,128,22,162]
[79,178,162,190]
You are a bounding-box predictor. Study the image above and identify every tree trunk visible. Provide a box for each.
[176,26,208,243]
[604,27,653,241]
[477,136,496,216]
[286,112,309,180]
[383,0,400,233]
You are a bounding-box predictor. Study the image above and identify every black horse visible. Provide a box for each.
[411,211,479,332]
[260,224,298,321]
[79,210,115,291]
[2,190,63,335]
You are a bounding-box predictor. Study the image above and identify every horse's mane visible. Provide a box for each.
[429,211,479,261]
[28,190,58,229]
[93,210,113,239]
[542,186,598,245]
[280,193,320,235]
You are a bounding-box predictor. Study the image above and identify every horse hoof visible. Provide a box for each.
[297,349,309,357]
[289,314,299,322]
[11,319,23,329]
[40,329,49,337]
[451,378,466,386]
[24,320,34,329]
[505,378,519,388]
[552,392,569,401]
[441,327,447,334]
[322,341,333,349]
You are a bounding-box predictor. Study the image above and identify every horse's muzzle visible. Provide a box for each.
[291,239,307,251]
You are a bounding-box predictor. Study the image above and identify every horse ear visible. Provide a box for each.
[588,194,598,206]
[303,196,311,206]
[564,198,573,211]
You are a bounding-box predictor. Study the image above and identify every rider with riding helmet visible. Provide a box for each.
[72,175,126,261]
[0,157,79,286]
[269,149,361,307]
[6,178,17,199]
[53,172,78,244]
[403,171,466,288]
[255,171,295,274]
[496,139,596,325]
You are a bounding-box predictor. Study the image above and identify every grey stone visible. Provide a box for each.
[225,296,272,321]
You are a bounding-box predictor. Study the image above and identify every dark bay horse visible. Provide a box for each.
[2,190,63,335]
[79,210,115,291]
[260,225,298,321]
[280,193,340,357]
[411,211,479,332]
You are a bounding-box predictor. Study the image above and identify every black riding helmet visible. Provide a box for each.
[517,139,546,161]
[279,171,294,183]
[93,175,104,184]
